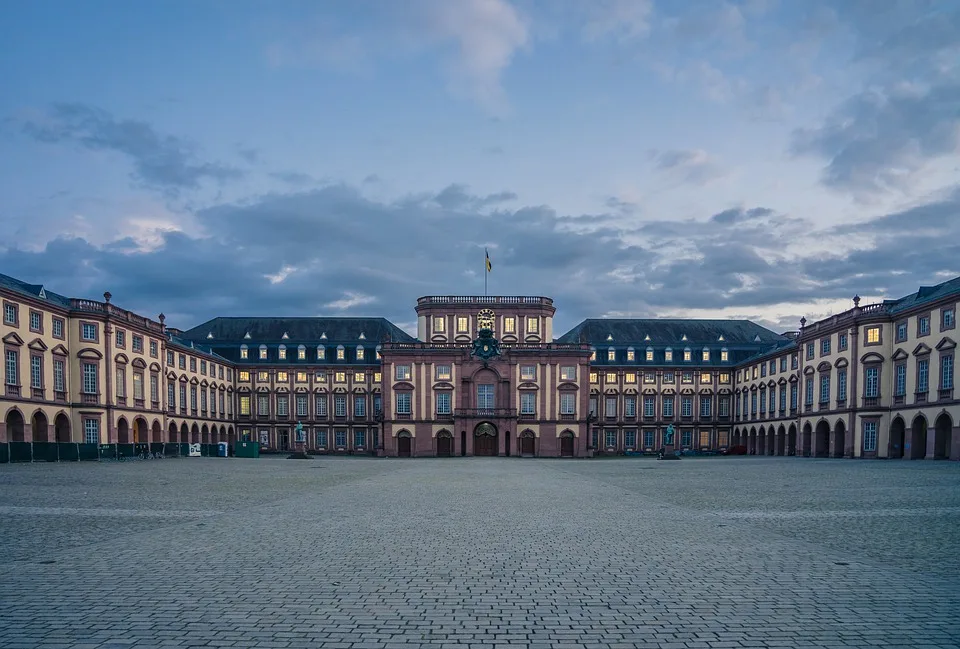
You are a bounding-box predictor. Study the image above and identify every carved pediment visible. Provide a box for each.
[890,348,909,361]
[453,335,472,343]
[256,385,270,393]
[351,386,368,394]
[237,386,250,393]
[661,387,676,395]
[190,377,199,385]
[517,381,539,390]
[590,387,601,395]
[313,386,327,394]
[501,334,518,343]
[680,387,694,395]
[642,387,657,395]
[149,362,162,372]
[294,386,308,393]
[913,342,932,356]
[718,387,732,395]
[131,357,147,369]
[860,351,885,364]
[777,376,788,385]
[789,374,799,383]
[816,361,832,372]
[200,379,209,387]
[698,387,714,394]
[27,338,48,352]
[803,365,815,375]
[333,386,348,394]
[623,387,638,395]
[2,332,24,346]
[935,336,956,351]
[603,387,619,395]
[835,357,850,367]
[51,344,69,356]
[767,380,776,389]
[393,381,415,391]
[114,353,129,364]
[77,347,103,360]
[557,381,579,391]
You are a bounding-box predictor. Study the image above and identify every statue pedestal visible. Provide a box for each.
[659,443,680,460]
[287,441,311,460]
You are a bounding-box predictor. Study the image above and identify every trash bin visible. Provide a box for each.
[234,441,260,458]
[217,441,228,457]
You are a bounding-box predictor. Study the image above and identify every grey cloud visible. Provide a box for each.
[1,180,958,335]
[652,148,729,185]
[20,103,243,197]
[270,171,316,186]
[433,183,517,210]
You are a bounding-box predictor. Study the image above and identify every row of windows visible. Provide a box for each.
[114,329,158,357]
[433,314,538,335]
[166,350,232,381]
[238,393,384,418]
[591,347,730,363]
[590,370,731,385]
[244,427,373,450]
[237,369,382,384]
[165,382,232,416]
[590,395,732,419]
[238,344,381,362]
[1,304,163,356]
[742,354,801,381]
[592,429,729,449]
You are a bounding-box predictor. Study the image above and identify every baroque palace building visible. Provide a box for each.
[1,270,958,460]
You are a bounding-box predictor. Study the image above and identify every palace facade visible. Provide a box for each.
[1,271,957,460]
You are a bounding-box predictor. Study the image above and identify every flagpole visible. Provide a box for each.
[484,251,488,296]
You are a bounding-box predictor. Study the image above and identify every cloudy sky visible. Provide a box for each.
[1,0,959,337]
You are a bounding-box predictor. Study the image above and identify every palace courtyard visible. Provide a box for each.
[1,457,958,649]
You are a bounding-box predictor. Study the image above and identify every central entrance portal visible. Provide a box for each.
[474,422,498,456]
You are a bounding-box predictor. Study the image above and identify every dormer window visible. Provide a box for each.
[645,347,654,362]
[336,345,345,360]
[240,345,248,359]
[665,347,673,362]
[721,348,729,362]
[317,345,325,360]
[356,345,365,360]
[320,332,327,340]
[702,348,710,362]
[298,345,306,360]
[607,348,615,361]
[683,347,691,362]
[258,345,267,360]
[278,345,286,360]
[375,345,381,359]
[590,347,596,361]
[626,347,635,361]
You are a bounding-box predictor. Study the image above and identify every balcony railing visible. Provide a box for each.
[862,396,879,407]
[70,299,164,334]
[55,390,67,402]
[81,393,99,405]
[31,388,44,399]
[416,295,553,307]
[915,392,928,404]
[454,408,518,418]
[381,341,590,352]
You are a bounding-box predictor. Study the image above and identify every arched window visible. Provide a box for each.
[240,345,248,359]
[356,345,365,360]
[298,345,306,360]
[258,344,267,360]
[278,344,287,360]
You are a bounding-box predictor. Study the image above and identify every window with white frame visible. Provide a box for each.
[520,365,536,380]
[3,303,17,325]
[354,429,366,448]
[84,418,100,444]
[477,384,495,409]
[865,366,879,398]
[334,395,346,417]
[895,364,906,396]
[354,396,366,417]
[642,396,654,418]
[605,397,617,417]
[604,429,616,448]
[296,394,308,417]
[719,396,729,417]
[624,395,636,417]
[643,430,654,448]
[681,397,692,417]
[560,366,576,381]
[662,396,674,417]
[699,396,711,417]
[200,388,207,412]
[863,421,878,452]
[54,359,65,392]
[315,395,327,417]
[82,362,97,394]
[804,377,814,405]
[167,383,175,408]
[53,318,64,338]
[30,356,42,388]
[435,364,452,381]
[559,393,575,415]
[819,375,830,403]
[520,392,536,415]
[436,392,451,415]
[917,359,929,392]
[395,393,412,414]
[625,429,636,448]
[335,429,347,447]
[942,354,954,389]
[81,323,96,341]
[681,430,692,447]
[315,428,328,447]
[395,365,411,380]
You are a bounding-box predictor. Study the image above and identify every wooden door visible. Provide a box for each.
[560,434,574,457]
[474,434,497,456]
[437,434,452,457]
[398,435,411,457]
[520,435,535,456]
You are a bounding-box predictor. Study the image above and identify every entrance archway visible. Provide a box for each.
[910,414,928,459]
[560,431,574,457]
[152,420,162,443]
[191,423,200,443]
[814,421,830,457]
[787,424,796,456]
[54,413,70,443]
[757,426,766,455]
[833,420,846,458]
[5,409,25,442]
[397,430,412,457]
[801,423,812,456]
[134,417,148,444]
[519,430,535,456]
[776,425,786,456]
[474,422,498,456]
[31,411,49,442]
[180,423,189,444]
[201,424,210,444]
[436,430,453,457]
[117,417,130,444]
[934,413,953,460]
[889,417,905,459]
[168,422,178,443]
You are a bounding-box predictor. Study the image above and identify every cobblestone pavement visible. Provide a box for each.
[1,456,958,649]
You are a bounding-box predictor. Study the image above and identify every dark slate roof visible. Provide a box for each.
[166,335,232,362]
[557,318,786,346]
[0,272,72,309]
[180,317,416,344]
[739,338,799,365]
[886,275,960,315]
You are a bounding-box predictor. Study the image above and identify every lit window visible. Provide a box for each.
[590,348,596,361]
[520,365,536,380]
[240,345,248,359]
[607,349,615,361]
[239,371,250,382]
[296,371,307,383]
[683,348,691,361]
[277,371,288,382]
[526,318,539,333]
[395,365,411,380]
[646,348,654,361]
[257,371,268,381]
[866,326,880,344]
[317,345,325,359]
[503,317,515,333]
[298,345,306,359]
[560,366,576,381]
[624,372,636,383]
[354,371,365,382]
[702,349,710,362]
[335,371,346,383]
[259,345,267,359]
[605,372,617,383]
[721,348,728,362]
[626,348,635,361]
[719,373,730,384]
[457,316,469,333]
[665,348,673,362]
[356,346,365,360]
[433,316,445,332]
[700,373,711,384]
[643,373,655,384]
[589,372,598,384]
[374,372,381,383]
[336,345,345,360]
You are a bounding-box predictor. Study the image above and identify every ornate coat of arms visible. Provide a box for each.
[471,308,501,362]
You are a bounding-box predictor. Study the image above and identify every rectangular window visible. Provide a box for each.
[681,372,693,384]
[918,359,929,393]
[721,350,729,362]
[607,349,616,362]
[643,430,655,448]
[560,366,576,381]
[944,308,956,330]
[179,354,186,369]
[84,419,100,444]
[82,363,97,394]
[436,392,451,415]
[604,429,616,448]
[335,430,347,448]
[865,367,879,398]
[200,389,207,412]
[334,371,345,383]
[759,390,766,414]
[336,346,344,360]
[116,329,125,347]
[54,359,65,392]
[436,365,452,380]
[699,396,711,417]
[354,429,366,448]
[190,386,198,410]
[354,396,366,417]
[81,323,96,341]
[790,383,798,408]
[527,317,539,333]
[779,357,787,372]
[605,396,617,417]
[663,371,674,384]
[53,317,64,339]
[863,421,878,452]
[719,397,730,417]
[919,316,930,336]
[942,355,954,390]
[395,365,411,380]
[819,375,830,403]
[683,349,691,362]
[681,430,692,448]
[520,392,536,415]
[167,382,175,409]
[624,429,636,448]
[503,317,515,333]
[315,428,328,447]
[627,349,636,361]
[149,340,158,357]
[699,372,711,384]
[374,372,381,383]
[30,355,42,389]
[681,397,692,417]
[719,372,730,384]
[433,316,445,332]
[296,371,307,383]
[761,364,767,378]
[624,396,636,417]
[838,369,847,401]
[838,333,847,351]
[751,391,757,414]
[560,392,575,415]
[334,395,346,417]
[3,303,17,325]
[804,377,814,405]
[353,371,365,383]
[477,384,495,409]
[625,372,637,384]
[662,396,674,417]
[296,394,308,417]
[28,310,41,332]
[396,393,411,414]
[520,365,536,380]
[115,368,126,398]
[133,372,144,400]
[664,349,673,362]
[605,372,617,383]
[315,395,327,417]
[639,396,653,418]
[457,316,469,333]
[895,364,906,396]
[865,326,880,344]
[702,350,710,362]
[896,322,907,342]
[180,385,187,412]
[821,338,831,355]
[132,335,143,353]
[257,394,269,415]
